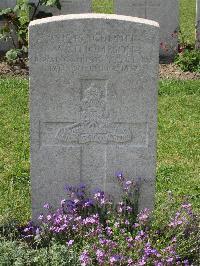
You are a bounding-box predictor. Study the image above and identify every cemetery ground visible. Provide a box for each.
[0,77,199,224]
[0,77,199,264]
[1,78,200,221]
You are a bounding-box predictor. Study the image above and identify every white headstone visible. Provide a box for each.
[196,0,200,48]
[29,14,159,220]
[115,0,179,61]
[0,0,17,52]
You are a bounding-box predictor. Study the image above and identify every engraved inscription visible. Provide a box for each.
[56,122,132,144]
[56,81,132,144]
[31,31,156,74]
[40,79,148,147]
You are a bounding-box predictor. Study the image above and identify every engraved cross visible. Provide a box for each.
[41,79,147,191]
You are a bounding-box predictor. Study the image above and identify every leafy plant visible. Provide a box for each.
[0,173,198,265]
[0,238,79,265]
[175,47,200,72]
[0,0,61,63]
[5,48,22,63]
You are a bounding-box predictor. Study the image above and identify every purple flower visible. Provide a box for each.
[24,227,30,233]
[106,226,113,236]
[115,171,124,181]
[35,227,40,235]
[66,239,74,246]
[114,222,120,228]
[21,182,196,266]
[38,214,43,220]
[126,206,133,213]
[168,211,185,228]
[65,184,73,192]
[96,249,105,264]
[127,258,133,265]
[76,191,85,197]
[182,203,191,209]
[80,250,90,266]
[138,208,150,224]
[123,180,133,191]
[138,257,146,265]
[110,255,121,264]
[84,198,94,207]
[166,257,174,263]
[125,219,130,225]
[60,199,66,207]
[43,203,50,209]
[46,214,52,221]
[83,214,99,225]
[78,183,86,190]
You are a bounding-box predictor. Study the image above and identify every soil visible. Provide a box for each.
[159,64,200,80]
[0,56,199,80]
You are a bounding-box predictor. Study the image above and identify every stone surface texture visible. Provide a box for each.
[0,0,17,52]
[196,0,200,48]
[115,0,179,61]
[29,14,159,220]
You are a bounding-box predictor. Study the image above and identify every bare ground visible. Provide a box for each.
[159,64,200,80]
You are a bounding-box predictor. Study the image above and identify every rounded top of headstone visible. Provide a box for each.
[29,13,159,28]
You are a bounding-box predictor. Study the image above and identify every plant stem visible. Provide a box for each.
[30,0,42,22]
[8,22,17,49]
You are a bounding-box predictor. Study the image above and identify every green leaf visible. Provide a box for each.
[5,49,21,62]
[0,25,11,34]
[0,8,13,16]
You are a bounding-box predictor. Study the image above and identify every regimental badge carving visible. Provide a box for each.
[56,80,132,144]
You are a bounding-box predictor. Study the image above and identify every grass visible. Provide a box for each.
[92,0,197,45]
[0,78,30,224]
[0,77,199,224]
[92,0,113,14]
[155,80,200,219]
[179,0,196,45]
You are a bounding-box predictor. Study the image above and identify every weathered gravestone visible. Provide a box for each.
[0,0,16,52]
[29,14,159,220]
[30,0,92,17]
[196,0,200,48]
[58,0,92,14]
[115,0,179,62]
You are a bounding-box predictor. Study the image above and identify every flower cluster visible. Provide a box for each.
[22,174,198,265]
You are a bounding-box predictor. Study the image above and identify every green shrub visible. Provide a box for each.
[175,48,200,72]
[0,181,199,265]
[0,0,61,63]
[0,238,79,265]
